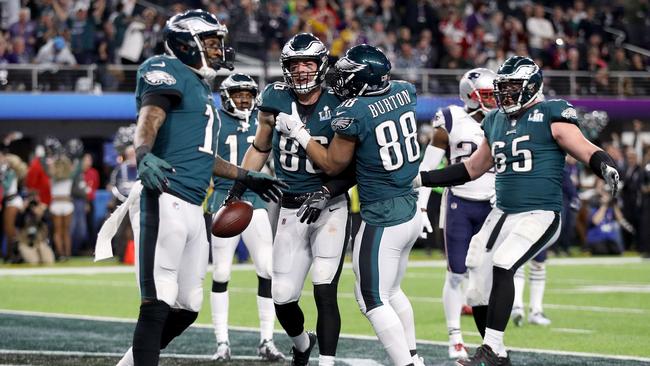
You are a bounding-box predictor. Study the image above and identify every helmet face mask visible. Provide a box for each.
[219,73,258,121]
[332,44,391,99]
[280,33,329,94]
[459,68,497,113]
[494,56,543,115]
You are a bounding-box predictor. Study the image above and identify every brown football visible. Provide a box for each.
[211,200,253,238]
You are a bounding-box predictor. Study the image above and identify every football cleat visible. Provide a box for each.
[510,306,525,327]
[212,341,231,361]
[456,344,502,366]
[449,343,469,359]
[258,339,285,361]
[528,312,551,326]
[291,332,317,366]
[412,355,426,366]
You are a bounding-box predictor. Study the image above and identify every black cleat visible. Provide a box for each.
[291,332,317,366]
[456,344,503,366]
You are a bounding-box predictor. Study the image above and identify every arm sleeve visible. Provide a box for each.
[420,162,471,187]
[323,162,357,197]
[548,99,579,125]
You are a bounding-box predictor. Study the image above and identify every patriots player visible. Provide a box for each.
[417,68,497,359]
[206,73,284,361]
[226,33,350,366]
[276,44,425,366]
[511,250,551,326]
[415,56,620,366]
[112,10,285,366]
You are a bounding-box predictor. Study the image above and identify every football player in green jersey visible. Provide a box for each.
[276,44,426,366]
[113,10,285,366]
[415,56,620,366]
[206,73,284,361]
[226,33,351,366]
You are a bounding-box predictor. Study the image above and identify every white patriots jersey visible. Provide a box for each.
[433,105,495,201]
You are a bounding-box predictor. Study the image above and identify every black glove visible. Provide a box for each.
[297,187,331,224]
[235,168,287,202]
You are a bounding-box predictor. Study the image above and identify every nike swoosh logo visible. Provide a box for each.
[152,62,165,67]
[336,111,345,116]
[328,207,340,212]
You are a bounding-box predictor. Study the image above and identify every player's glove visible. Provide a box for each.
[235,168,287,203]
[137,152,175,194]
[601,163,620,197]
[419,209,433,239]
[297,187,331,224]
[275,102,312,149]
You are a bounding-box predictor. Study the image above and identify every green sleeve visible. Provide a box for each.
[547,99,579,125]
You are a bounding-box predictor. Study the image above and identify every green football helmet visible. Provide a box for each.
[280,33,329,94]
[332,44,391,99]
[163,9,234,81]
[494,56,543,115]
[219,73,258,120]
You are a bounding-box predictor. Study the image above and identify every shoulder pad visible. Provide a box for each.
[545,99,578,125]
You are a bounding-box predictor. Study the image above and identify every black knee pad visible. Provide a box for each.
[160,309,198,349]
[258,276,271,298]
[212,280,228,293]
[274,301,304,337]
[314,283,340,357]
[133,300,170,366]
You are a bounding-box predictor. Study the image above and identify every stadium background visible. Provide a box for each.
[0,0,649,365]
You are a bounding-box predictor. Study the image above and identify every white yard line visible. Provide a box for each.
[2,310,650,363]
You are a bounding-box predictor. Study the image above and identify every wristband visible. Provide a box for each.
[589,150,616,179]
[294,128,312,149]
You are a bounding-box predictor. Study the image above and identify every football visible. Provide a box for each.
[211,200,254,238]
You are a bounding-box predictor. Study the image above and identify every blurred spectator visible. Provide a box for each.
[25,146,51,206]
[34,35,76,65]
[16,194,54,265]
[526,4,554,59]
[577,6,602,42]
[262,0,289,54]
[465,1,490,35]
[229,0,265,60]
[81,153,99,253]
[49,154,74,260]
[8,8,36,57]
[550,5,571,38]
[378,0,400,30]
[640,147,650,257]
[556,155,580,256]
[139,7,162,62]
[586,184,628,255]
[108,145,137,261]
[394,42,424,84]
[7,37,30,63]
[621,146,643,250]
[34,10,58,52]
[1,152,28,263]
[67,1,98,64]
[404,0,439,38]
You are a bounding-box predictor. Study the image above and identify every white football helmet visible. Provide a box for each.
[459,68,497,114]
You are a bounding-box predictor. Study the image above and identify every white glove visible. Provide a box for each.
[275,102,312,148]
[419,209,433,239]
[601,164,620,197]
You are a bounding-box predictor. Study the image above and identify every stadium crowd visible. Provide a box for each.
[0,0,649,95]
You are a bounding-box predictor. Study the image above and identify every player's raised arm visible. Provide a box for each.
[551,121,620,195]
[416,137,493,188]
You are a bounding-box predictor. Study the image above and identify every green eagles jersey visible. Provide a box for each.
[135,55,219,206]
[211,109,265,210]
[258,82,341,193]
[332,81,420,226]
[482,99,578,213]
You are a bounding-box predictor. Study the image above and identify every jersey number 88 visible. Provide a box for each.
[375,111,420,171]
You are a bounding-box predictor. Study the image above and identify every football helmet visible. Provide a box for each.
[332,44,391,99]
[43,136,62,157]
[459,68,497,114]
[65,138,84,159]
[219,73,258,122]
[163,9,234,81]
[280,33,329,94]
[494,56,543,115]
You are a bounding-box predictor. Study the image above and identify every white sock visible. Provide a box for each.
[319,354,335,366]
[389,289,417,351]
[210,291,229,343]
[483,328,507,357]
[442,271,465,342]
[257,295,275,341]
[513,266,525,310]
[115,347,133,366]
[292,332,310,352]
[529,261,546,313]
[366,305,412,366]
